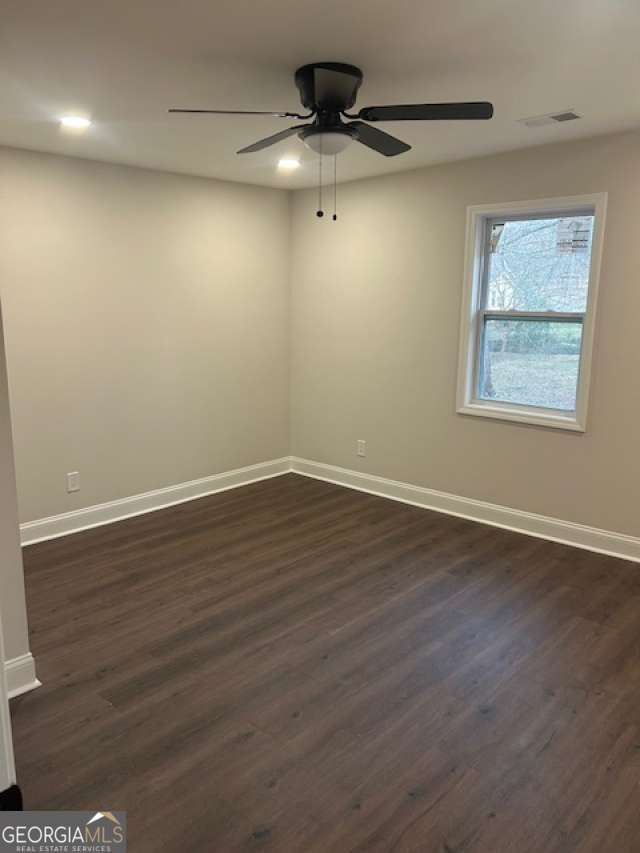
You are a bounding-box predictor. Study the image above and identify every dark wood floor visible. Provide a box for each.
[10,473,640,852]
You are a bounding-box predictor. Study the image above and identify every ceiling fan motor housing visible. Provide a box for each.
[295,62,363,114]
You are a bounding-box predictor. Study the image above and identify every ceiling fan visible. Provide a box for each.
[169,61,494,158]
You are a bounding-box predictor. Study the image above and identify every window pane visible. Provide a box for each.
[486,215,594,312]
[478,319,583,411]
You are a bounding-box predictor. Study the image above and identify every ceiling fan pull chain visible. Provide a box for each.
[316,134,324,218]
[333,155,337,221]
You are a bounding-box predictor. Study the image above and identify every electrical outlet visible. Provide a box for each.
[67,471,80,493]
[357,440,366,457]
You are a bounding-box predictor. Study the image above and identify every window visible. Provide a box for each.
[457,194,607,431]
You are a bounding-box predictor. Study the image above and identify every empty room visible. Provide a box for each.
[1,1,640,850]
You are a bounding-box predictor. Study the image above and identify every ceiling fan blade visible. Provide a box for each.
[169,109,309,118]
[237,125,307,154]
[356,102,494,122]
[348,121,411,157]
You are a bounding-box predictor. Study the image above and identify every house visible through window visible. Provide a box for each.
[556,217,591,252]
[457,195,606,431]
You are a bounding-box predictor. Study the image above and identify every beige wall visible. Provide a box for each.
[0,147,290,523]
[0,301,30,663]
[290,130,640,537]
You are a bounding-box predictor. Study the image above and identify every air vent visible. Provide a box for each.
[519,110,581,128]
[551,111,581,122]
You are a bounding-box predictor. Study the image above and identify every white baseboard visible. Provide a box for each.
[5,653,40,699]
[20,457,291,546]
[20,452,640,561]
[291,456,640,564]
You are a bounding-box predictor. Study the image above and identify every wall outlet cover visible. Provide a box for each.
[67,471,80,493]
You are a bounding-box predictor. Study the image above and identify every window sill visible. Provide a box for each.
[457,400,585,432]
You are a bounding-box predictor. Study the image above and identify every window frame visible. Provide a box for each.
[456,193,607,432]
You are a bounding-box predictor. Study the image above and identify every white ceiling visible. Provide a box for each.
[1,0,639,189]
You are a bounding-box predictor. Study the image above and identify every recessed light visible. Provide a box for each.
[277,158,300,171]
[60,116,92,130]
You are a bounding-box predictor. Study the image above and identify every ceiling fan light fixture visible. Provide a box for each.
[300,128,355,156]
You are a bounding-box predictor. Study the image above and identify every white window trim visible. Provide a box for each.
[456,193,607,432]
